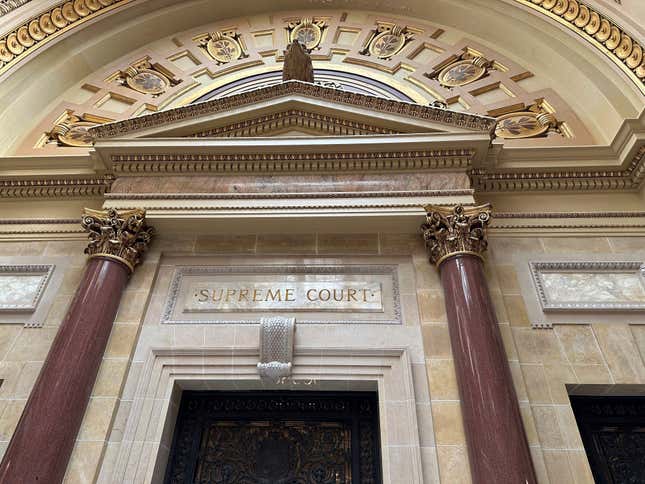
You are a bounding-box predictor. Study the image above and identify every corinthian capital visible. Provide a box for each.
[421,203,492,267]
[81,208,154,272]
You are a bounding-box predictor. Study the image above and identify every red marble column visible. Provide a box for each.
[0,209,152,484]
[422,204,536,484]
[440,254,536,484]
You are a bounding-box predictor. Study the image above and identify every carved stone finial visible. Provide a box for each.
[81,208,154,273]
[421,203,492,267]
[282,40,314,83]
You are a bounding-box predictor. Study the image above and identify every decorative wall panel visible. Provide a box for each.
[0,264,53,311]
[530,261,645,311]
[0,258,67,327]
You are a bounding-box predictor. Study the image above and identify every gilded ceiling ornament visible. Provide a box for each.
[361,24,413,59]
[494,104,559,139]
[121,60,174,95]
[435,55,492,87]
[201,31,244,64]
[421,204,492,267]
[50,114,98,147]
[287,17,326,51]
[81,208,154,273]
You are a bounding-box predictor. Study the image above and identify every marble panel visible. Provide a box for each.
[109,172,471,194]
[0,266,53,312]
[531,261,645,311]
[162,262,402,324]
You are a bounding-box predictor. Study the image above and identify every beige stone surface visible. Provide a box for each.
[436,446,471,484]
[318,234,379,254]
[195,235,256,253]
[431,402,466,445]
[593,324,645,383]
[418,291,447,323]
[422,324,452,358]
[427,359,459,400]
[64,441,105,484]
[540,237,612,254]
[256,234,316,254]
[554,325,604,365]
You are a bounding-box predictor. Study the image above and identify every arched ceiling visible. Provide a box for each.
[0,0,643,157]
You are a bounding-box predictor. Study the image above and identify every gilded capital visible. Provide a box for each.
[421,203,492,267]
[81,208,154,273]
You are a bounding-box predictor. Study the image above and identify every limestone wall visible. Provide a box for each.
[0,233,643,482]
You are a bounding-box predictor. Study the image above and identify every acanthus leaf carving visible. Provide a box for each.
[81,208,154,273]
[421,203,492,266]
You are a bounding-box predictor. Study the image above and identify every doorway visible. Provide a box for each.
[164,391,382,483]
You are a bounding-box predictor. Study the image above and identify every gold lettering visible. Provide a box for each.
[212,289,223,302]
[238,289,249,302]
[253,288,261,301]
[197,289,209,302]
[318,289,330,301]
[225,288,236,302]
[285,288,295,301]
[347,288,357,302]
[333,289,344,302]
[266,289,281,301]
[306,288,317,301]
[362,288,369,302]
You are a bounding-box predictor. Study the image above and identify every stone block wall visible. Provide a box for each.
[0,233,643,483]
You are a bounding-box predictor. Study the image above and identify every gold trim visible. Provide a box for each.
[513,0,644,94]
[435,250,483,268]
[88,253,134,273]
[0,0,133,78]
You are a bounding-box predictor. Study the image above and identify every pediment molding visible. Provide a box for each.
[188,109,401,138]
[89,81,496,140]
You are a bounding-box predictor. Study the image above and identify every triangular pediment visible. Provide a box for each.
[90,81,496,140]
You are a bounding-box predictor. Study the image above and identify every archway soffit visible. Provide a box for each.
[0,0,643,93]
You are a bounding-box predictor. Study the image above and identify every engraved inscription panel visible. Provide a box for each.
[186,282,383,312]
[163,264,401,324]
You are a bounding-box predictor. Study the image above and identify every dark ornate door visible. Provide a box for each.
[570,395,645,484]
[164,391,382,484]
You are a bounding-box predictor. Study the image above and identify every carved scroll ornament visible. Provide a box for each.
[81,208,154,273]
[421,203,492,267]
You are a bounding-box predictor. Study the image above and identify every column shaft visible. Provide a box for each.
[0,258,129,483]
[440,254,536,484]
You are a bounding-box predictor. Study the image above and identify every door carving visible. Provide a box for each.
[570,395,645,484]
[164,391,382,484]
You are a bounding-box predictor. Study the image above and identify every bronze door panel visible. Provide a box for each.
[164,391,382,484]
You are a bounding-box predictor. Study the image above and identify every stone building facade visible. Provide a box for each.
[0,1,643,483]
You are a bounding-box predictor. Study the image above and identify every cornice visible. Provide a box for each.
[473,144,645,192]
[0,175,112,197]
[89,81,496,139]
[489,209,645,233]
